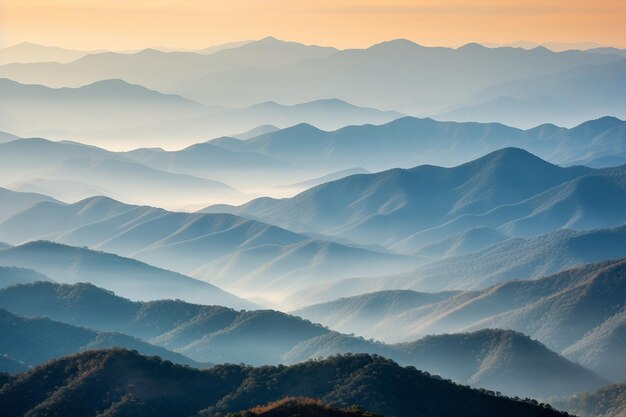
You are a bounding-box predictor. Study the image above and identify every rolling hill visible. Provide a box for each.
[296,259,626,382]
[0,349,570,417]
[0,281,604,397]
[0,309,204,371]
[0,186,59,220]
[0,241,254,309]
[283,329,606,398]
[0,197,418,299]
[0,138,239,208]
[1,78,403,148]
[0,266,52,289]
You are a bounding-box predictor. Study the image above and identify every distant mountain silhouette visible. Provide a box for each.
[204,115,626,172]
[233,124,279,139]
[0,42,97,64]
[0,39,618,118]
[122,141,288,186]
[0,349,568,417]
[169,39,619,110]
[0,78,207,144]
[453,59,626,127]
[0,241,254,309]
[0,138,239,208]
[1,77,404,148]
[0,37,337,90]
[0,308,204,371]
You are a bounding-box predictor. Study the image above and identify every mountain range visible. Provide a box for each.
[0,37,621,126]
[0,349,568,417]
[203,116,626,174]
[1,78,403,148]
[0,241,253,309]
[0,195,418,301]
[294,259,626,382]
[0,308,205,370]
[204,147,626,254]
[2,116,626,207]
[0,138,240,208]
[0,281,606,397]
[442,58,626,127]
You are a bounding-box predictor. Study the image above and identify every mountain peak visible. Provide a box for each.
[569,116,624,138]
[258,35,281,43]
[458,42,488,51]
[369,39,422,51]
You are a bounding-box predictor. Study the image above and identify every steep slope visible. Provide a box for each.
[551,382,626,417]
[211,148,592,249]
[384,260,626,379]
[562,310,626,381]
[414,227,508,258]
[0,309,203,370]
[0,349,569,417]
[392,226,626,291]
[293,290,459,336]
[0,197,418,297]
[0,241,254,309]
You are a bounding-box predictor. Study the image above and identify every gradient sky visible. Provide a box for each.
[2,0,626,50]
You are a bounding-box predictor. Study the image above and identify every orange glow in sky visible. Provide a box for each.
[2,0,626,49]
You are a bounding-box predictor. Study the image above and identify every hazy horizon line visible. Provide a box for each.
[2,36,623,54]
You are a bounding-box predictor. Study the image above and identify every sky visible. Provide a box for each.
[2,0,626,50]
